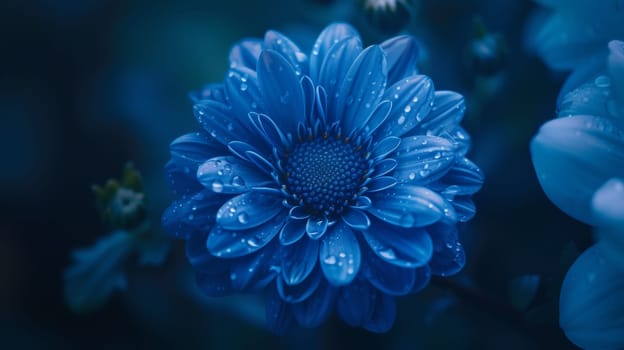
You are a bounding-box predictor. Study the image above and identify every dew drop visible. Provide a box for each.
[324,255,337,265]
[237,213,249,224]
[240,83,248,91]
[399,213,415,227]
[379,248,396,260]
[397,115,406,125]
[404,105,412,113]
[231,176,245,187]
[408,172,416,180]
[594,75,611,88]
[212,181,224,192]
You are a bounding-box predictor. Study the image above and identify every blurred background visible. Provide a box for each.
[0,0,591,348]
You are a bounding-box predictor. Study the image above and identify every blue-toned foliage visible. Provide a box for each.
[163,22,483,332]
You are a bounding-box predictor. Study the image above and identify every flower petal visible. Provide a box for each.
[279,218,306,245]
[560,244,624,350]
[162,189,222,239]
[319,222,361,286]
[394,135,457,185]
[381,35,420,84]
[170,132,226,171]
[306,216,329,239]
[229,240,281,291]
[362,245,416,296]
[609,40,624,110]
[373,159,397,177]
[450,196,477,222]
[292,281,336,327]
[310,22,360,82]
[362,100,392,137]
[592,178,624,270]
[427,222,466,276]
[410,90,465,137]
[377,75,435,138]
[409,266,432,294]
[361,218,433,268]
[224,67,266,124]
[281,238,319,285]
[432,157,484,196]
[531,115,624,225]
[207,211,286,258]
[216,190,282,230]
[337,280,375,327]
[197,156,271,194]
[366,176,397,193]
[334,45,387,132]
[194,100,255,146]
[164,160,203,197]
[266,286,295,335]
[372,136,401,159]
[277,266,322,303]
[264,30,308,76]
[368,185,455,227]
[319,36,363,122]
[362,289,396,333]
[341,208,371,230]
[257,50,305,135]
[228,39,263,70]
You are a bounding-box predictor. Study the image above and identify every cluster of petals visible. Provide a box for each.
[162,22,482,332]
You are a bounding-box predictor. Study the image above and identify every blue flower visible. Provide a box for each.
[162,22,483,333]
[531,40,624,225]
[527,0,624,99]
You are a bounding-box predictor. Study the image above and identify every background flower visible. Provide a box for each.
[162,22,483,332]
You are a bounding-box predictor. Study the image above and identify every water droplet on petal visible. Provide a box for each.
[379,248,396,260]
[324,255,337,265]
[212,181,224,192]
[237,212,249,224]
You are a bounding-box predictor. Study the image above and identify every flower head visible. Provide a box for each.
[163,22,483,332]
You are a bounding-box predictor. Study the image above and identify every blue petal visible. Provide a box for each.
[170,132,226,171]
[592,178,624,270]
[194,100,255,146]
[558,77,614,119]
[227,140,259,161]
[301,76,316,125]
[376,75,435,138]
[609,40,624,110]
[381,35,419,84]
[310,22,360,82]
[228,38,263,70]
[450,196,477,222]
[409,90,465,137]
[368,185,456,228]
[224,67,266,126]
[409,266,432,294]
[257,50,306,135]
[350,196,372,209]
[372,136,401,159]
[361,217,433,268]
[334,45,387,132]
[265,286,295,335]
[197,156,271,194]
[306,216,329,239]
[281,238,319,285]
[362,100,392,137]
[557,52,606,105]
[207,211,286,258]
[319,222,361,286]
[264,30,308,76]
[341,208,371,230]
[531,115,624,225]
[292,281,336,327]
[319,37,363,121]
[430,157,484,197]
[560,244,624,350]
[373,159,397,177]
[249,112,290,151]
[337,280,375,327]
[229,240,281,291]
[64,231,134,313]
[362,290,396,333]
[277,266,322,303]
[164,160,203,197]
[394,135,457,185]
[361,245,416,296]
[162,189,223,239]
[366,176,397,193]
[190,83,227,104]
[279,218,307,245]
[186,230,213,270]
[427,222,466,276]
[216,190,283,230]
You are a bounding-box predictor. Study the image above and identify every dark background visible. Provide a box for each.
[1,0,590,348]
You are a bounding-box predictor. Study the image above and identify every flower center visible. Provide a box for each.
[284,135,368,217]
